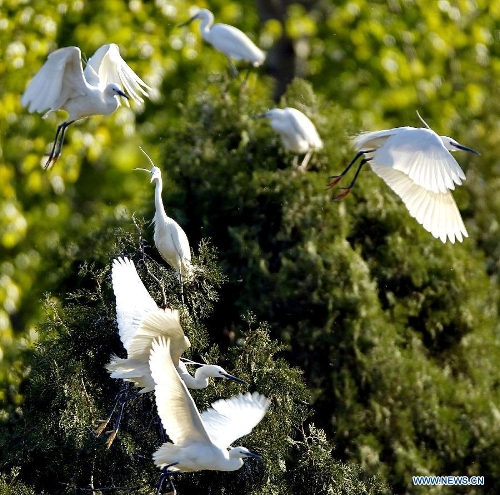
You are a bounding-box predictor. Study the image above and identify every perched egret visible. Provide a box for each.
[21,44,151,169]
[99,257,246,446]
[328,113,480,243]
[150,337,270,494]
[254,107,323,170]
[180,8,265,79]
[135,149,193,283]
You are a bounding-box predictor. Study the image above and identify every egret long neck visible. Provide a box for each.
[176,364,209,389]
[199,12,214,38]
[154,178,167,220]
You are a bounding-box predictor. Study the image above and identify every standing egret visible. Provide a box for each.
[150,337,270,494]
[99,257,246,446]
[179,8,265,80]
[21,44,151,169]
[328,113,480,243]
[254,107,323,170]
[135,149,193,284]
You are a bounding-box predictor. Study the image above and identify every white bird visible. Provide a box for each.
[254,107,323,170]
[180,8,265,78]
[150,336,270,494]
[328,113,479,243]
[135,149,193,284]
[98,257,246,446]
[21,43,151,169]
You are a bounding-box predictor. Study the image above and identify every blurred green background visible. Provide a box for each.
[2,0,500,492]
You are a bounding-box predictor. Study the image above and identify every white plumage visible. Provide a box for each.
[150,336,269,486]
[107,257,245,392]
[329,116,479,243]
[182,8,265,76]
[21,44,150,169]
[255,107,323,170]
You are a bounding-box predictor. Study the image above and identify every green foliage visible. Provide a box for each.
[3,0,500,493]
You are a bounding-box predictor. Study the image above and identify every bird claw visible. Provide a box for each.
[332,188,352,201]
[326,176,343,189]
[94,420,110,437]
[105,430,118,449]
[44,153,60,170]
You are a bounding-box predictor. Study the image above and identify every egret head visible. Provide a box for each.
[201,365,248,384]
[229,446,262,460]
[107,83,128,100]
[178,8,212,27]
[252,109,284,121]
[440,136,480,155]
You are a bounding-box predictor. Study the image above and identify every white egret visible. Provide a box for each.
[254,107,323,170]
[328,113,480,243]
[21,44,151,169]
[98,257,246,446]
[180,8,265,79]
[135,149,193,284]
[150,337,270,494]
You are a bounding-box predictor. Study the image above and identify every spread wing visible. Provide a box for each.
[200,391,270,449]
[127,309,190,364]
[150,337,212,446]
[84,43,151,105]
[356,127,465,194]
[370,164,468,243]
[111,257,158,352]
[21,46,88,115]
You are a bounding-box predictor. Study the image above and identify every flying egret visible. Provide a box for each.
[180,8,265,80]
[135,149,193,284]
[21,44,151,169]
[254,107,323,170]
[328,113,480,243]
[150,337,270,494]
[98,257,246,446]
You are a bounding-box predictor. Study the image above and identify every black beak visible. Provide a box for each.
[245,451,262,460]
[221,372,248,385]
[452,142,480,155]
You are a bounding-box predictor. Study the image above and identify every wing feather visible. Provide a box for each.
[200,391,270,449]
[285,108,323,150]
[112,257,158,352]
[150,337,212,446]
[21,46,87,115]
[84,43,151,105]
[370,164,468,243]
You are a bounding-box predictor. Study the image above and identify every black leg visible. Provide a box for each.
[44,120,74,170]
[332,157,372,201]
[327,149,375,188]
[156,463,179,495]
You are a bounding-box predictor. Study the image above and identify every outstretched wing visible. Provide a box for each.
[21,46,88,116]
[357,127,465,194]
[370,164,468,243]
[111,257,158,352]
[200,391,270,449]
[150,337,212,446]
[84,43,151,105]
[127,309,190,364]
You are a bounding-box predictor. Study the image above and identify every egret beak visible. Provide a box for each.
[133,167,152,173]
[452,142,481,155]
[245,451,262,460]
[178,15,196,28]
[252,113,269,120]
[221,372,248,385]
[117,90,129,99]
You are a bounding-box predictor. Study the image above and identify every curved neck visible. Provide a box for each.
[176,365,209,389]
[199,12,214,37]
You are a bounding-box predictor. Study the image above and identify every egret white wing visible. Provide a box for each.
[127,309,190,364]
[285,108,323,149]
[150,337,212,446]
[21,46,88,116]
[370,164,468,243]
[85,43,151,105]
[200,391,270,449]
[112,257,158,352]
[360,128,465,194]
[209,24,265,63]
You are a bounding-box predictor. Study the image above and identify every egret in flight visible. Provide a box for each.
[135,149,193,284]
[328,113,479,243]
[21,44,151,169]
[254,107,323,170]
[150,337,270,494]
[180,8,265,79]
[98,257,246,446]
